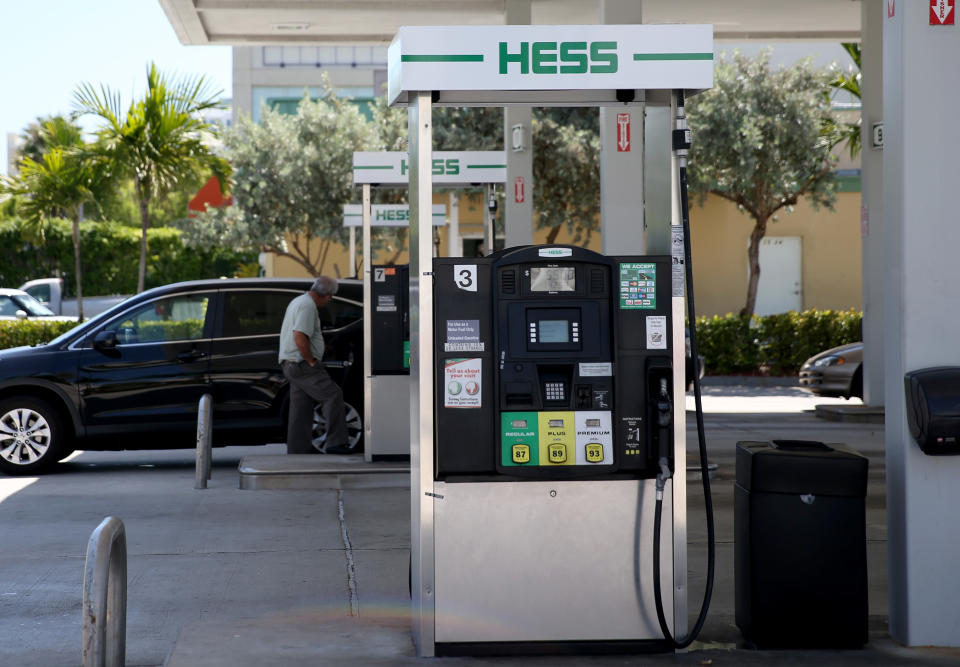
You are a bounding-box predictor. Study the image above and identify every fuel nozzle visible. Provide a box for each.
[655,377,673,499]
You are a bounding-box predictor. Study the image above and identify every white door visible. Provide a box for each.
[754,236,802,315]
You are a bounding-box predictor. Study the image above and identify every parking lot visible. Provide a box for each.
[2,385,958,666]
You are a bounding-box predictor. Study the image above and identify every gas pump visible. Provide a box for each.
[389,22,716,656]
[350,153,506,460]
[434,248,673,479]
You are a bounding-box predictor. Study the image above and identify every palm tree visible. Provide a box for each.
[826,42,862,159]
[73,62,231,292]
[0,119,103,320]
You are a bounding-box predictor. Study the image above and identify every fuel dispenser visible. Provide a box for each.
[388,22,716,656]
[370,264,410,375]
[434,247,673,479]
[351,151,506,461]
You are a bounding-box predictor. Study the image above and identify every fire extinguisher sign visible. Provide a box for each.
[616,113,631,152]
[514,176,525,203]
[931,0,955,24]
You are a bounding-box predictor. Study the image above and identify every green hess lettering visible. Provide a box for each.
[499,41,618,74]
[400,158,460,176]
[375,209,410,222]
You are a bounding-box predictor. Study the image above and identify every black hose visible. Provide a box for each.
[652,92,716,648]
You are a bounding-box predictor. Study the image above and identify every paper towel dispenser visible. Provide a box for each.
[904,367,960,455]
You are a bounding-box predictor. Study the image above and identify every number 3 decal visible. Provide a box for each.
[453,264,478,292]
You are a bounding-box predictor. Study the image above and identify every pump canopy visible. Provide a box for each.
[388,24,713,107]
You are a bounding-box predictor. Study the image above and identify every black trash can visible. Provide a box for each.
[735,440,869,649]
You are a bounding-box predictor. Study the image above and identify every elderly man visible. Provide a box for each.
[278,276,350,454]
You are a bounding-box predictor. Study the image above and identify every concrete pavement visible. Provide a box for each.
[2,385,959,665]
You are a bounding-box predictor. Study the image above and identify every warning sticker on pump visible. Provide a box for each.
[445,319,484,352]
[376,294,397,312]
[646,316,667,350]
[444,358,482,408]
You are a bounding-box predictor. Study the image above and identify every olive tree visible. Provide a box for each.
[686,51,839,317]
[190,89,379,277]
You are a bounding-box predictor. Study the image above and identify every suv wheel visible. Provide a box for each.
[0,398,68,475]
[311,401,363,453]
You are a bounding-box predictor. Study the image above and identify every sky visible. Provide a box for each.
[0,0,232,176]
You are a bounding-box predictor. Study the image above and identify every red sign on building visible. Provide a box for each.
[514,176,525,204]
[616,113,631,152]
[931,0,955,24]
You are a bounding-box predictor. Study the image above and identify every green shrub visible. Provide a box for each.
[0,218,256,295]
[695,309,862,376]
[0,319,79,349]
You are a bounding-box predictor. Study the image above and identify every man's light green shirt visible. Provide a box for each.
[278,293,324,363]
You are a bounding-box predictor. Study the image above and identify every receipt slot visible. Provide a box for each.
[429,245,680,653]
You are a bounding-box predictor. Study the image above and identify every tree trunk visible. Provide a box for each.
[741,215,769,317]
[545,225,561,244]
[135,180,150,293]
[71,215,84,321]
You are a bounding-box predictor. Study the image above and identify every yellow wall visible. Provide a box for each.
[689,191,862,317]
[266,189,862,318]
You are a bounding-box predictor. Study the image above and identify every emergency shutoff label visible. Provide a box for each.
[444,358,482,408]
[619,262,657,309]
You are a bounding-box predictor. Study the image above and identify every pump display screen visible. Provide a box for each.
[530,267,575,292]
[538,320,569,343]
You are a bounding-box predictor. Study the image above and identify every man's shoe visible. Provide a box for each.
[324,442,358,455]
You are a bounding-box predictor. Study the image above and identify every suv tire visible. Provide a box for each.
[0,397,69,475]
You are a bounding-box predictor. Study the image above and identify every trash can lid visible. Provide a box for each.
[736,440,869,497]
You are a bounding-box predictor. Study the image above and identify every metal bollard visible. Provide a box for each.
[82,517,127,667]
[195,393,212,489]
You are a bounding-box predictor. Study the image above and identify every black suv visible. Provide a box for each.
[0,278,362,475]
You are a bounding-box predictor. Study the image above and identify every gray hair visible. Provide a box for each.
[310,276,339,297]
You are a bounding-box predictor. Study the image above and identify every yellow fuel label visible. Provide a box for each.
[584,443,604,462]
[511,444,531,464]
[538,412,575,465]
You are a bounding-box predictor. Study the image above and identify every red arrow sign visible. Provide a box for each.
[931,0,955,24]
[514,176,525,204]
[616,113,631,152]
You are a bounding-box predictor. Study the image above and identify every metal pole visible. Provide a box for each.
[195,393,212,489]
[82,517,127,667]
[362,183,373,463]
[409,90,436,657]
[349,226,357,278]
[669,90,689,641]
[485,184,495,255]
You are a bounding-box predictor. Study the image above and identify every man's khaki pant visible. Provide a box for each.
[281,360,348,453]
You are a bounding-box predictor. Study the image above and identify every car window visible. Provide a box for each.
[0,296,20,316]
[221,290,298,337]
[320,297,362,330]
[12,293,55,316]
[101,294,211,344]
[24,283,51,304]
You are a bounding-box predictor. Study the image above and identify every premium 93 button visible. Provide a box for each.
[511,444,531,464]
[547,443,567,463]
[585,443,604,462]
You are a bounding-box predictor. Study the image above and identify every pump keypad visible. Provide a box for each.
[545,382,565,401]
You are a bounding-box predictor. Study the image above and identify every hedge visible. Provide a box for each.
[694,309,862,376]
[0,319,79,349]
[0,218,256,296]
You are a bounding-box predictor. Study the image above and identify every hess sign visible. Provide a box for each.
[388,24,713,106]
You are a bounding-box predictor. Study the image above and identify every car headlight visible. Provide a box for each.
[813,355,845,368]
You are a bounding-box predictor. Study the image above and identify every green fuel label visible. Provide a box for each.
[619,262,657,310]
[501,412,539,466]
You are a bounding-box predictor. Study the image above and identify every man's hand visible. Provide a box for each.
[293,331,316,366]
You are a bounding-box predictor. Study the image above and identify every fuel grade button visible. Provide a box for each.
[585,443,604,462]
[511,444,531,464]
[547,443,567,463]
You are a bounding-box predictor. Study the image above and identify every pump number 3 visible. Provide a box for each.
[454,264,478,292]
